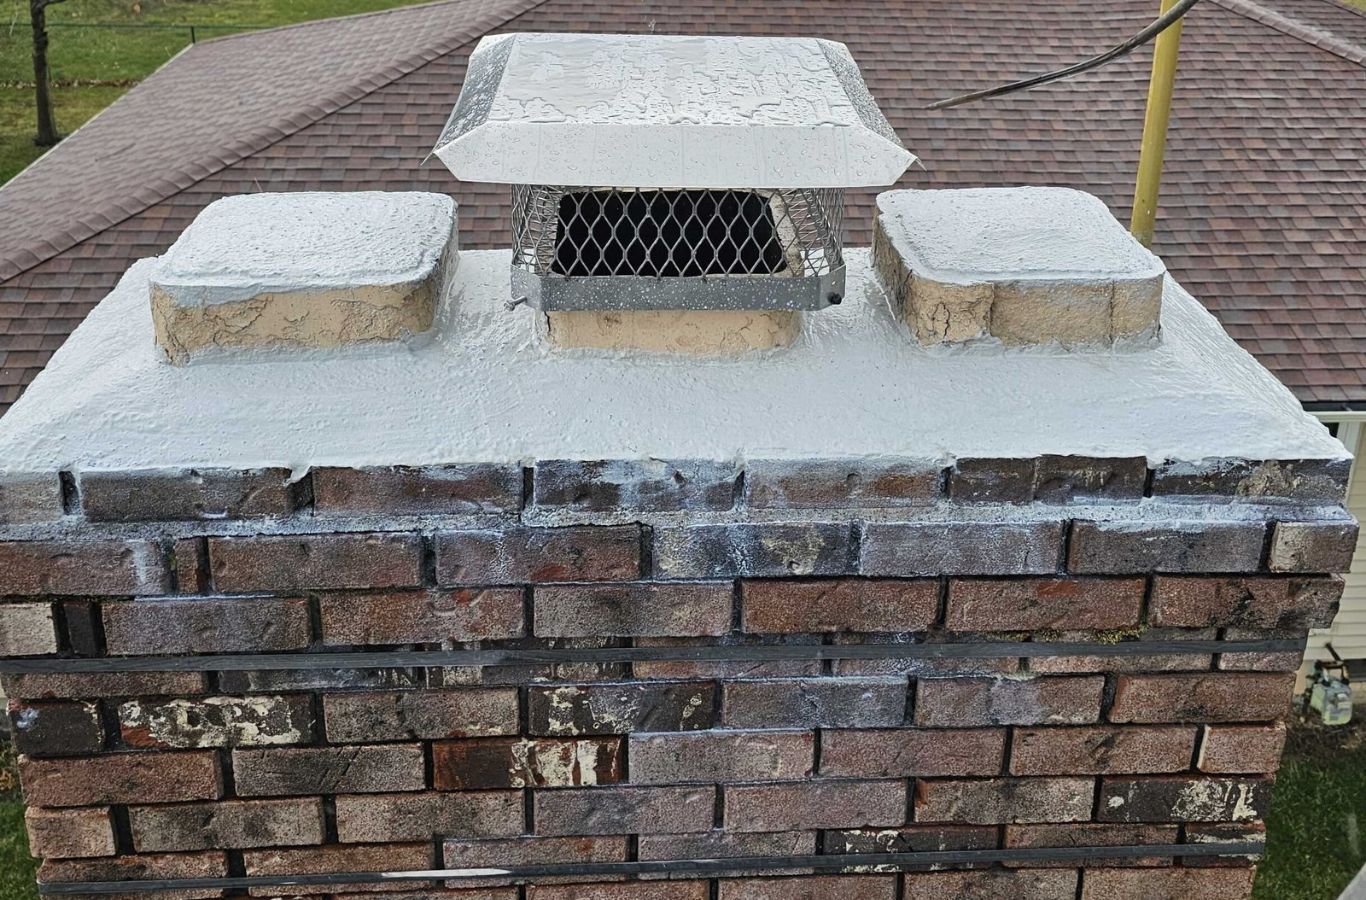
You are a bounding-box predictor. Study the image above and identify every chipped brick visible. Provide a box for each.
[1097,776,1271,822]
[120,695,315,748]
[529,681,715,735]
[433,737,623,789]
[130,798,326,851]
[1067,521,1266,574]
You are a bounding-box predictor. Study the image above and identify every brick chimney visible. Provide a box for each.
[0,32,1355,900]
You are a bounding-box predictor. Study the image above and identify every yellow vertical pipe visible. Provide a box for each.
[1131,0,1186,247]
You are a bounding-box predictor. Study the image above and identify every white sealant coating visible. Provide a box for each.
[151,192,456,306]
[878,188,1167,285]
[0,249,1344,474]
[433,33,913,188]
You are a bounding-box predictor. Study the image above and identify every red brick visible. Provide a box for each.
[1080,867,1255,899]
[629,730,813,783]
[1097,776,1272,823]
[742,579,937,633]
[653,523,855,579]
[0,538,170,596]
[1108,673,1295,723]
[534,458,738,512]
[830,825,997,858]
[7,700,103,755]
[443,834,628,887]
[1150,458,1349,503]
[949,458,1036,503]
[314,464,522,515]
[130,798,326,851]
[1010,726,1197,775]
[0,472,63,524]
[1197,724,1287,774]
[530,681,716,735]
[914,777,1094,824]
[835,633,1019,677]
[723,677,907,729]
[103,597,312,654]
[535,582,732,637]
[324,689,519,742]
[335,791,523,843]
[638,831,816,874]
[915,676,1103,727]
[243,843,435,896]
[79,467,302,521]
[1067,522,1266,574]
[724,780,906,831]
[1027,627,1214,675]
[718,875,895,900]
[744,458,941,509]
[946,578,1143,631]
[233,745,425,796]
[1005,824,1178,867]
[1033,456,1146,502]
[1268,521,1358,572]
[210,532,422,592]
[2,671,207,700]
[320,588,526,644]
[0,603,57,656]
[819,728,1005,777]
[21,751,222,807]
[528,884,708,900]
[433,737,623,789]
[860,521,1063,576]
[1151,576,1343,629]
[25,807,117,859]
[534,785,716,835]
[438,526,642,584]
[901,870,1078,899]
[120,695,314,748]
[1217,627,1306,672]
[39,852,229,900]
[633,636,821,680]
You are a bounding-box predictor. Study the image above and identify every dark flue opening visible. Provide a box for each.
[551,189,788,278]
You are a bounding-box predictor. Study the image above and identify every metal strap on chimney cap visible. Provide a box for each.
[0,639,1302,675]
[36,842,1265,894]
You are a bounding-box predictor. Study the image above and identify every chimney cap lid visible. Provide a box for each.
[432,32,914,189]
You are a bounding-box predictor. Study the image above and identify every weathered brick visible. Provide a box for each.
[60,600,103,656]
[1151,457,1349,503]
[130,798,326,851]
[724,780,906,831]
[0,603,58,656]
[1005,823,1178,867]
[433,737,623,789]
[321,589,526,644]
[831,824,997,860]
[722,677,906,729]
[744,458,941,509]
[949,458,1036,503]
[653,523,855,579]
[947,578,1143,631]
[173,538,210,594]
[335,791,523,842]
[1067,521,1266,574]
[529,681,715,735]
[528,884,707,900]
[1181,822,1266,867]
[0,538,169,596]
[534,458,738,512]
[25,807,117,859]
[1027,627,1214,675]
[638,831,816,874]
[742,579,937,634]
[0,472,63,524]
[1080,866,1255,899]
[914,777,1094,824]
[630,730,813,783]
[437,526,641,584]
[219,667,422,693]
[820,728,1005,777]
[2,671,207,700]
[1198,724,1287,774]
[243,843,434,896]
[233,745,425,796]
[1010,726,1197,775]
[915,676,1103,727]
[1097,776,1271,822]
[718,875,895,900]
[535,785,716,835]
[442,835,629,887]
[314,464,522,515]
[120,695,315,748]
[1217,627,1306,672]
[211,532,423,592]
[103,597,312,654]
[1151,575,1343,629]
[21,751,222,807]
[39,852,228,900]
[1033,456,1146,503]
[324,689,519,742]
[1108,673,1295,723]
[632,635,822,680]
[535,582,732,637]
[901,870,1079,899]
[860,522,1063,576]
[439,637,627,686]
[1268,521,1358,572]
[80,467,302,521]
[832,633,1020,678]
[7,700,103,755]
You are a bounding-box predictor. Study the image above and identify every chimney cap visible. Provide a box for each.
[432,33,914,189]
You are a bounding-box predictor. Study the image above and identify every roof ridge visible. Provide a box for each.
[0,0,547,283]
[1210,0,1366,66]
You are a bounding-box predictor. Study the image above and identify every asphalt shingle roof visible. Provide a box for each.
[1,0,1363,412]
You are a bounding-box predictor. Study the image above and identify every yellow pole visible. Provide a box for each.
[1131,0,1186,247]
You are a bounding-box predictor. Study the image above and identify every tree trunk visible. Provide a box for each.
[31,0,63,147]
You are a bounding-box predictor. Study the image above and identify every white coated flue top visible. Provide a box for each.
[431,33,915,188]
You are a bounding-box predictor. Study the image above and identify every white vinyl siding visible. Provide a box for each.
[1306,420,1366,664]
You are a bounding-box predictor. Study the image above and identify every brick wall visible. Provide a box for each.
[0,455,1355,900]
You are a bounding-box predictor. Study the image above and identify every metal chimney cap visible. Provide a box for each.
[432,33,914,189]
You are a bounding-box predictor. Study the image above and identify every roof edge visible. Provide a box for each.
[1211,0,1366,66]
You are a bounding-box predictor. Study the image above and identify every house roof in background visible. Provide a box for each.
[1,0,1364,412]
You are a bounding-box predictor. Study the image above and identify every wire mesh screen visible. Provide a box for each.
[510,185,845,311]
